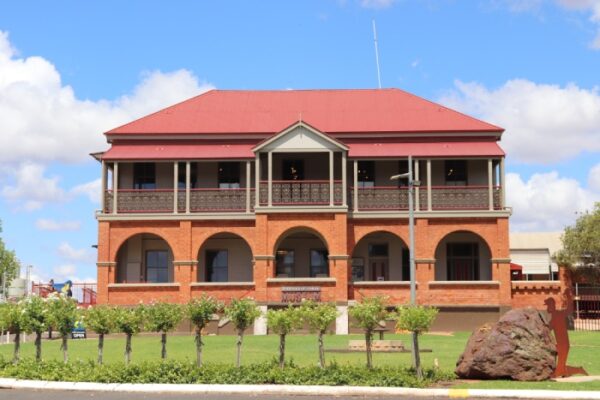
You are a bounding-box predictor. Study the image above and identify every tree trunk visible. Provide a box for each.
[12,329,20,364]
[161,332,167,360]
[412,331,422,379]
[195,327,203,367]
[61,334,68,363]
[279,334,286,369]
[235,329,244,368]
[318,331,326,368]
[125,333,132,365]
[35,331,42,362]
[365,330,373,369]
[98,333,104,365]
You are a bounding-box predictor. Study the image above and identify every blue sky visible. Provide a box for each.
[0,0,599,283]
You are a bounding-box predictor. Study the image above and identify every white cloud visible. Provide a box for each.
[557,0,600,48]
[35,218,81,231]
[53,264,77,280]
[507,170,599,231]
[57,242,94,263]
[359,0,396,9]
[1,163,68,210]
[0,30,214,164]
[588,162,600,191]
[439,79,600,163]
[71,178,101,203]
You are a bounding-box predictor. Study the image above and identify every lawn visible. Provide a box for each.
[1,331,599,390]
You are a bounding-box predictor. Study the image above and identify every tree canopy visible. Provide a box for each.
[0,220,20,291]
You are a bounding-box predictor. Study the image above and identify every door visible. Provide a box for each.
[283,160,304,180]
[371,259,389,281]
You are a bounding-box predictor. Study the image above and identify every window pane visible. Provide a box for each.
[445,160,467,185]
[368,243,388,257]
[276,250,295,276]
[218,162,240,186]
[134,163,156,189]
[310,249,329,277]
[358,161,374,185]
[146,250,168,283]
[206,250,228,282]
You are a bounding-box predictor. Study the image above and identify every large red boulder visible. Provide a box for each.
[455,308,557,381]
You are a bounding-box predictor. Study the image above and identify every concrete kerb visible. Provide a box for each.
[1,378,600,399]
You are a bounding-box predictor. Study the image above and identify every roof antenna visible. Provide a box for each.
[372,19,382,89]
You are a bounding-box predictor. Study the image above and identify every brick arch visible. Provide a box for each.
[109,229,178,262]
[272,225,329,255]
[351,228,409,251]
[191,227,256,260]
[423,220,504,259]
[433,230,493,281]
[433,229,492,256]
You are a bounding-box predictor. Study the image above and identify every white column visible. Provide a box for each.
[426,159,432,211]
[185,162,191,214]
[112,162,119,214]
[100,160,107,212]
[267,151,273,207]
[500,157,506,209]
[329,150,334,206]
[335,305,349,335]
[414,159,420,211]
[173,162,179,213]
[255,154,261,208]
[488,158,494,211]
[246,161,251,213]
[353,160,358,212]
[341,151,347,207]
[253,305,268,335]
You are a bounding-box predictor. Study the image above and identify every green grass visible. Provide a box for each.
[1,331,599,390]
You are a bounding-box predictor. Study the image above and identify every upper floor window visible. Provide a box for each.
[357,161,375,188]
[177,162,197,189]
[134,163,156,189]
[445,160,467,186]
[283,159,304,181]
[219,162,240,189]
[396,160,409,187]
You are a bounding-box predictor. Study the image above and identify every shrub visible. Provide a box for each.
[113,306,144,365]
[21,295,50,362]
[267,306,302,368]
[349,296,388,369]
[395,305,439,379]
[186,296,221,367]
[145,302,183,360]
[84,305,117,364]
[224,298,261,367]
[299,301,338,368]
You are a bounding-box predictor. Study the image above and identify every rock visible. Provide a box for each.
[455,308,557,381]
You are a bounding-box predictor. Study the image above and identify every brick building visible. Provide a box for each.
[94,89,568,332]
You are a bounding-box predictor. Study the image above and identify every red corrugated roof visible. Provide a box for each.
[348,141,505,158]
[101,142,255,160]
[106,89,503,136]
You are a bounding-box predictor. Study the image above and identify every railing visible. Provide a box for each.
[31,282,97,307]
[189,188,254,212]
[259,180,343,206]
[105,189,174,213]
[351,186,502,211]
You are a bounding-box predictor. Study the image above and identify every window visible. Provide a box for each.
[396,160,409,187]
[283,160,304,181]
[134,163,156,189]
[178,162,197,189]
[310,249,329,277]
[401,247,410,281]
[206,250,228,282]
[368,243,389,281]
[146,250,169,283]
[218,162,240,189]
[275,250,295,277]
[447,242,479,281]
[357,161,375,188]
[445,160,467,186]
[368,243,388,257]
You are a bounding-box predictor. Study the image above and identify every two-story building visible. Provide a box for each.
[93,88,556,332]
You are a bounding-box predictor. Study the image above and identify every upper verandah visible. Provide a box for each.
[103,88,504,138]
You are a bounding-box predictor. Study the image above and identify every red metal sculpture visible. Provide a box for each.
[545,288,588,378]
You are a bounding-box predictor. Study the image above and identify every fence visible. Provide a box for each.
[31,282,97,307]
[573,284,600,331]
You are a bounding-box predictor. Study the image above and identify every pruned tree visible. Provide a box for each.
[186,296,221,367]
[22,295,49,362]
[224,298,261,367]
[46,293,79,363]
[395,305,438,379]
[267,305,302,369]
[145,302,183,360]
[349,296,388,369]
[84,305,116,364]
[299,301,338,368]
[114,306,144,365]
[0,301,25,363]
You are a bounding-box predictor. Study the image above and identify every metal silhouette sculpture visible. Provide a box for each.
[545,288,588,378]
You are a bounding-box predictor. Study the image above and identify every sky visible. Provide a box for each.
[0,0,599,283]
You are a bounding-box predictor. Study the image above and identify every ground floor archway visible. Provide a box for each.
[115,233,174,283]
